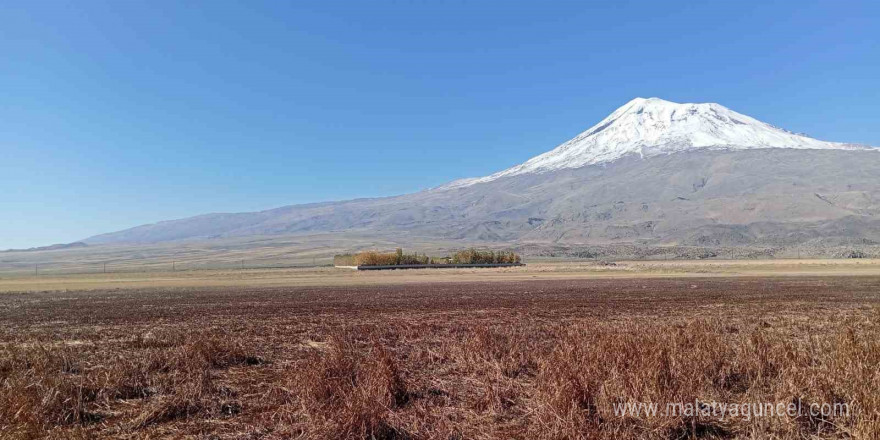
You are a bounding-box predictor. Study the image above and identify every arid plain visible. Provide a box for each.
[2,261,879,439]
[3,258,880,293]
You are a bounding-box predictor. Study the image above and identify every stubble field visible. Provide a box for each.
[1,272,879,439]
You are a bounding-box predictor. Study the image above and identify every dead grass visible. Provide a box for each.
[0,331,259,438]
[0,277,878,438]
[285,331,410,438]
[526,319,880,439]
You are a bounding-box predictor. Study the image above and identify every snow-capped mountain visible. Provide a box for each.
[83,98,880,251]
[441,98,870,189]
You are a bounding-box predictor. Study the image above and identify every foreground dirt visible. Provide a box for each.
[1,277,879,439]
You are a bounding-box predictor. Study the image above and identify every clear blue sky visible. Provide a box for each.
[2,1,878,249]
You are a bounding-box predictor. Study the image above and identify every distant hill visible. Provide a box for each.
[3,242,88,253]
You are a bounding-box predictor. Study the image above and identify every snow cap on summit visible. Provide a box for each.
[441,98,869,189]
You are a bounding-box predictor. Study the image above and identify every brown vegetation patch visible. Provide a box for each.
[0,277,878,438]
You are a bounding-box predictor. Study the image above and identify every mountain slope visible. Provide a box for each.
[85,99,878,247]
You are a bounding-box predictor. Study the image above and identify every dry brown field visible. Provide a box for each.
[3,258,880,293]
[1,263,879,439]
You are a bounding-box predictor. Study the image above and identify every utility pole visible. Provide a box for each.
[103,262,107,274]
[172,261,175,272]
[35,263,38,276]
[241,259,244,270]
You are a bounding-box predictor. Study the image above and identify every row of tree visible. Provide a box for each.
[354,249,432,266]
[334,248,521,267]
[450,249,521,264]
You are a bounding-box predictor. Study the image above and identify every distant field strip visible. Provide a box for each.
[2,259,880,293]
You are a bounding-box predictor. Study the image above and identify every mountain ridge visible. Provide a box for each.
[84,99,878,247]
